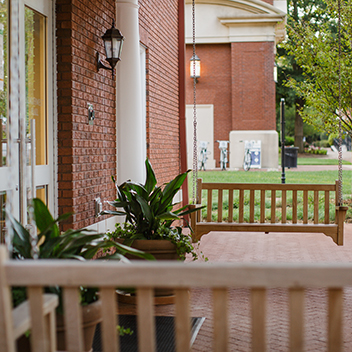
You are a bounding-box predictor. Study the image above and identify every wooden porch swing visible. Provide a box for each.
[188,0,348,246]
[189,180,348,245]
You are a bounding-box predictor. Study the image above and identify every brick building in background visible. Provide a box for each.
[185,0,286,169]
[0,0,187,235]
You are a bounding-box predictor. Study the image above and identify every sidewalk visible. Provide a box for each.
[320,148,351,162]
[288,149,352,171]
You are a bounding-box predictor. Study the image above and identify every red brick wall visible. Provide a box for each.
[56,0,183,229]
[186,44,232,166]
[231,42,276,131]
[56,0,117,230]
[139,0,181,185]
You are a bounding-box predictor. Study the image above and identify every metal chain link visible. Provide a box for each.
[192,0,198,204]
[338,0,343,206]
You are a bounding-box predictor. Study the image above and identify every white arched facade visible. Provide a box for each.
[185,0,286,45]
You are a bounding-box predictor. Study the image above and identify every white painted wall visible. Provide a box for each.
[86,216,118,234]
[274,0,287,14]
[186,104,216,170]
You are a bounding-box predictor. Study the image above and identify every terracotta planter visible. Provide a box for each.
[56,300,102,352]
[118,239,180,304]
[122,239,179,261]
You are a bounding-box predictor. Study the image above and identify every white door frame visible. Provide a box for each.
[2,0,55,226]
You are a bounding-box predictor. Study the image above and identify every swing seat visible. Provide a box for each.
[190,179,348,245]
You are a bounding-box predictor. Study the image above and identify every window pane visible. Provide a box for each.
[25,8,47,166]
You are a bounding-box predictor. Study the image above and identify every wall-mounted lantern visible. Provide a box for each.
[97,20,124,78]
[190,54,201,82]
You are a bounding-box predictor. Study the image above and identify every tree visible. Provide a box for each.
[284,0,352,135]
[276,0,329,151]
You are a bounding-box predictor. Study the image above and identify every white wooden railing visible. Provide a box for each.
[1,245,352,351]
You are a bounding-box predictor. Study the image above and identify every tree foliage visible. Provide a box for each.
[276,0,329,150]
[284,0,352,134]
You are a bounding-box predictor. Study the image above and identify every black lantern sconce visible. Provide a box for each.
[190,54,201,82]
[97,20,124,78]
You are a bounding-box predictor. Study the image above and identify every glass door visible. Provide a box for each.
[0,0,53,242]
[24,6,49,203]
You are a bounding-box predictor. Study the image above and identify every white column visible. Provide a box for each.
[116,0,145,184]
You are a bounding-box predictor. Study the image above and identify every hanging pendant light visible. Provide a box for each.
[190,54,201,80]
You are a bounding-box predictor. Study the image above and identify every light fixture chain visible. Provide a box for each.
[192,0,198,204]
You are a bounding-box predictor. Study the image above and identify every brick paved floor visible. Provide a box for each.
[119,225,352,351]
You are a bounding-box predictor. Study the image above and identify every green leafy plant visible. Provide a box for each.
[117,325,133,336]
[102,159,203,260]
[8,198,154,309]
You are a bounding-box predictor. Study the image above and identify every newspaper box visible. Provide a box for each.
[244,140,261,169]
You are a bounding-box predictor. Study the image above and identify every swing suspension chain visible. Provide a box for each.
[338,0,343,206]
[192,0,198,204]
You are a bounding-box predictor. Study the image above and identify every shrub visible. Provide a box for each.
[312,140,330,148]
[304,149,327,155]
[285,136,295,146]
[320,140,330,148]
[278,135,295,146]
